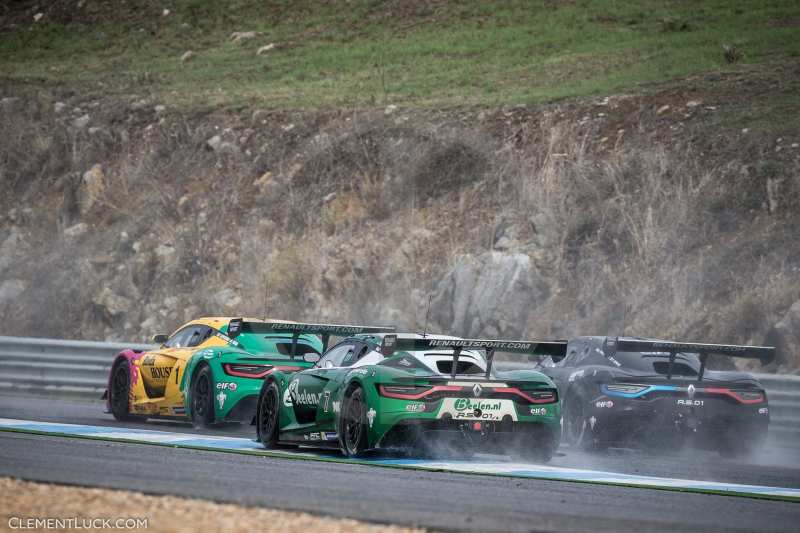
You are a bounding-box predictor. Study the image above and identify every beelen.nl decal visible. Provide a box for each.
[438,398,517,421]
[0,418,798,501]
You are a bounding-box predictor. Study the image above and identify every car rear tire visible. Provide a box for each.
[191,366,215,428]
[109,359,139,422]
[340,386,369,457]
[564,393,606,452]
[257,380,281,448]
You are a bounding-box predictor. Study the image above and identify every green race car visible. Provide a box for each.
[255,333,567,461]
[105,317,393,427]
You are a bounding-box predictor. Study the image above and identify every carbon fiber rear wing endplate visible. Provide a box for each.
[381,335,568,379]
[229,319,396,356]
[603,337,775,381]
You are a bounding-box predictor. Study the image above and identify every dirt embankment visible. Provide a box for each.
[0,62,799,370]
[0,477,421,532]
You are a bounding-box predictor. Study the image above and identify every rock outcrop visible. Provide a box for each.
[429,252,548,338]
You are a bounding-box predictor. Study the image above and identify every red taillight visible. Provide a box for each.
[377,384,461,400]
[222,363,274,379]
[274,365,304,373]
[705,387,765,404]
[494,387,558,404]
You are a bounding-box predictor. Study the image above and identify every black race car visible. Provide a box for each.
[537,337,774,456]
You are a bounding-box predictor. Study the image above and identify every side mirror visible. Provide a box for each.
[303,353,321,364]
[151,334,168,345]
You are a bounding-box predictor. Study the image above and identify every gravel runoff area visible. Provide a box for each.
[0,477,422,533]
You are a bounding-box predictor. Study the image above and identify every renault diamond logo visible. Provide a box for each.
[472,383,483,397]
[687,384,696,399]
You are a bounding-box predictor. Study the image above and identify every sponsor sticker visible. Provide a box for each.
[529,407,548,416]
[367,408,376,428]
[216,391,227,409]
[324,432,338,441]
[438,398,517,421]
[595,400,614,408]
[216,382,238,391]
[284,380,299,407]
[427,339,534,350]
[405,402,426,412]
[149,366,172,379]
[295,389,321,406]
[758,407,769,415]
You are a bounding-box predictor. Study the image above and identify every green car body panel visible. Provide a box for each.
[259,334,565,459]
[180,330,321,423]
[180,320,393,424]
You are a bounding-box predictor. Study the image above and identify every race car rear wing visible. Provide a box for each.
[603,337,775,381]
[228,319,396,355]
[380,335,568,379]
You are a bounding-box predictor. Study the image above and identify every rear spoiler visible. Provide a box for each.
[228,319,396,356]
[603,337,775,380]
[381,335,567,379]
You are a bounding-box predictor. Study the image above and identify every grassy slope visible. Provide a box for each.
[1,0,799,108]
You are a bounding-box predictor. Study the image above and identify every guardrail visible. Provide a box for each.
[0,335,153,401]
[0,336,797,448]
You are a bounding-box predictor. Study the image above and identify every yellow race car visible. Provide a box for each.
[103,317,389,427]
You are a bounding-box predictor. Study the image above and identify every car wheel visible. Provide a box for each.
[340,386,368,457]
[109,359,139,422]
[257,381,281,448]
[565,394,605,452]
[191,366,215,428]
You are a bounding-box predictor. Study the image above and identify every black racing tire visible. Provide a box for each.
[564,393,606,452]
[191,365,215,428]
[256,380,281,448]
[109,359,139,422]
[340,386,369,457]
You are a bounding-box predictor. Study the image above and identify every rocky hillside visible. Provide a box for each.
[2,60,800,372]
[1,1,799,372]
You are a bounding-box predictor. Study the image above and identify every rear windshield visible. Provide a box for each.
[614,351,700,375]
[235,334,322,357]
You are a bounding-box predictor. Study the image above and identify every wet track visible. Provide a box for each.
[1,395,799,532]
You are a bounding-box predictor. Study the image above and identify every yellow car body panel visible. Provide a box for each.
[124,317,294,417]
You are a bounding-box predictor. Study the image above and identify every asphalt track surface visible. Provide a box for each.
[1,395,799,532]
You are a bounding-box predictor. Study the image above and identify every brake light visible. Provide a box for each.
[377,384,461,400]
[527,390,558,403]
[705,387,765,404]
[494,387,558,404]
[222,363,274,378]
